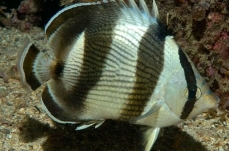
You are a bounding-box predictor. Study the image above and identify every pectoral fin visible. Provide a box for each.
[130,100,163,124]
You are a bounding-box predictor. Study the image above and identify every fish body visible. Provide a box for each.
[17,0,219,150]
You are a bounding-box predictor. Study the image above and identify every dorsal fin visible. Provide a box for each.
[139,0,150,16]
[123,0,152,18]
[44,0,119,61]
[115,0,158,27]
[44,0,159,62]
[115,0,128,9]
[46,0,159,39]
[127,0,139,11]
[151,0,159,19]
[45,0,114,38]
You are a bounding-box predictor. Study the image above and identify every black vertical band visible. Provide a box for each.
[179,48,197,119]
[120,24,166,120]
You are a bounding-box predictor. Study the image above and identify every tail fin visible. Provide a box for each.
[17,38,54,91]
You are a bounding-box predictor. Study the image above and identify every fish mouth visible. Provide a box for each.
[203,91,220,108]
[186,91,219,119]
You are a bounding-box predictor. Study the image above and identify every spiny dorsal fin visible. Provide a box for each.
[152,0,159,19]
[115,0,128,8]
[139,0,150,16]
[115,0,158,26]
[127,0,139,11]
[122,0,152,18]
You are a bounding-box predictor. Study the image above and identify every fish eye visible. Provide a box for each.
[183,87,202,100]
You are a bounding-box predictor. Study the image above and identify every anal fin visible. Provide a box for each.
[41,81,78,124]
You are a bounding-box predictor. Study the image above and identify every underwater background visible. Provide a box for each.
[0,0,229,150]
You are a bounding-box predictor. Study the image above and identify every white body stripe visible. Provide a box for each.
[62,32,85,90]
[41,85,78,124]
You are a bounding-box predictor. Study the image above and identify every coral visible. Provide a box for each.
[0,8,33,30]
[207,12,224,28]
[206,65,215,76]
[212,31,229,59]
[192,1,210,21]
[0,0,43,30]
[60,0,98,6]
[18,0,41,14]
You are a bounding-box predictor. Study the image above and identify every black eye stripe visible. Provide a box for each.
[188,89,196,99]
[178,48,197,119]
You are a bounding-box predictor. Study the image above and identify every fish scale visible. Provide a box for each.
[17,0,219,151]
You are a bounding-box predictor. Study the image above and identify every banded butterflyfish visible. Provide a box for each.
[17,0,219,150]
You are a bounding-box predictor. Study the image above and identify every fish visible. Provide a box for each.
[17,0,219,150]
